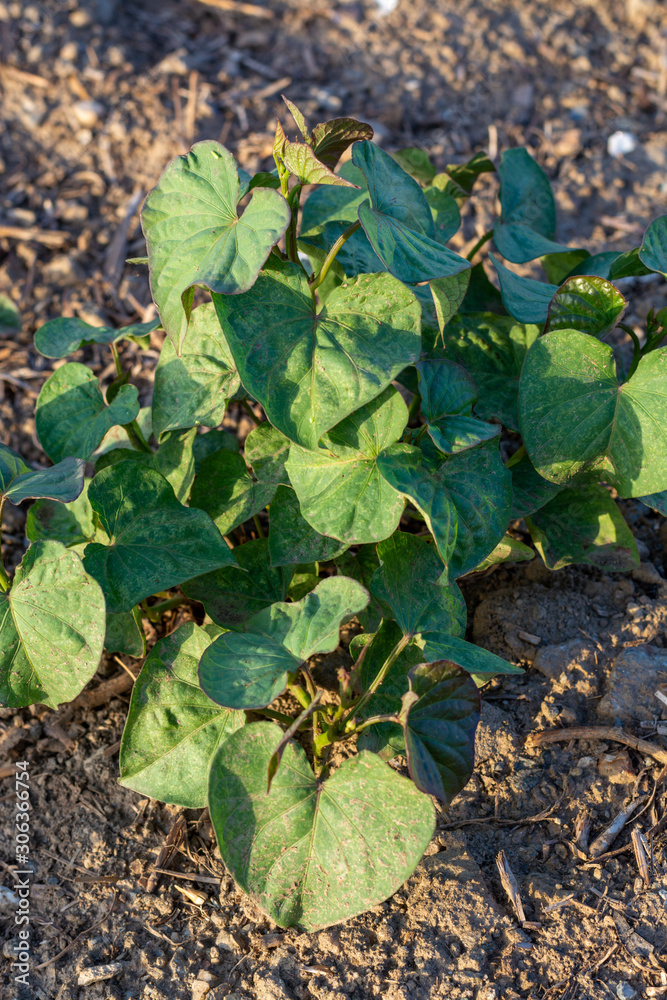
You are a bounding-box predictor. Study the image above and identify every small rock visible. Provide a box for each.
[616,984,636,1000]
[77,961,124,986]
[42,255,83,287]
[69,8,91,26]
[532,639,595,681]
[157,49,189,75]
[598,749,636,784]
[192,983,210,1000]
[598,645,667,722]
[59,41,79,62]
[631,561,665,587]
[608,131,638,157]
[72,99,104,128]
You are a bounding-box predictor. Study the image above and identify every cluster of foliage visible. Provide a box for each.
[2,99,666,930]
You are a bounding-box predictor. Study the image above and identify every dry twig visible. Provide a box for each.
[526,726,667,766]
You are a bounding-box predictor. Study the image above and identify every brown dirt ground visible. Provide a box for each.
[1,1,667,999]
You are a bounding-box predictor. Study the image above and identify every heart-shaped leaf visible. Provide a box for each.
[544,276,627,338]
[526,482,639,571]
[26,479,98,548]
[417,359,499,455]
[402,659,480,804]
[0,444,84,506]
[285,388,408,545]
[141,140,290,350]
[244,423,291,487]
[34,316,160,359]
[268,485,347,567]
[198,576,368,710]
[213,259,421,451]
[491,254,558,324]
[95,427,197,504]
[183,538,293,630]
[371,532,467,637]
[310,117,374,170]
[283,141,358,187]
[352,141,470,284]
[639,215,667,275]
[208,722,435,930]
[83,463,234,613]
[190,449,276,535]
[151,302,241,440]
[519,329,667,496]
[119,623,245,807]
[444,313,540,431]
[104,608,146,658]
[36,363,140,463]
[493,148,572,262]
[0,541,106,708]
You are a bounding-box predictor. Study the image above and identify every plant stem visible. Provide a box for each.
[253,514,265,539]
[286,184,302,264]
[505,444,526,469]
[240,399,261,425]
[341,633,411,728]
[407,392,422,423]
[619,322,642,378]
[111,341,123,377]
[309,221,361,291]
[466,230,493,262]
[255,707,300,726]
[0,496,9,593]
[288,681,311,710]
[146,595,189,616]
[347,713,400,735]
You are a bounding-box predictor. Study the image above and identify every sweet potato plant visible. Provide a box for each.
[1,100,666,930]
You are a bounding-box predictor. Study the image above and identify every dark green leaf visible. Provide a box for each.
[95,427,197,504]
[25,479,98,548]
[301,185,367,235]
[35,363,140,464]
[609,247,653,280]
[151,301,241,440]
[429,269,470,337]
[417,359,499,454]
[105,607,146,658]
[193,428,239,471]
[526,482,639,571]
[287,562,320,601]
[198,576,368,710]
[190,448,275,535]
[214,259,421,451]
[437,152,495,201]
[268,485,347,567]
[493,148,571,262]
[541,249,591,284]
[285,388,408,545]
[544,276,627,338]
[183,538,293,630]
[566,251,621,279]
[416,634,522,676]
[142,140,290,350]
[120,623,244,807]
[334,545,382,631]
[639,215,667,275]
[459,261,505,315]
[519,330,667,496]
[510,452,563,519]
[491,254,558,324]
[299,222,383,279]
[244,422,291,487]
[311,117,374,171]
[34,316,160,360]
[0,444,84,505]
[0,541,105,708]
[84,463,234,613]
[424,187,461,244]
[639,491,667,515]
[247,170,281,191]
[208,721,434,930]
[403,659,479,804]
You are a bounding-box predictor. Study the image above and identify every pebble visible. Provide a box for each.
[69,8,91,27]
[72,99,104,128]
[59,41,78,62]
[608,131,638,157]
[597,645,667,722]
[616,984,636,1000]
[77,961,124,986]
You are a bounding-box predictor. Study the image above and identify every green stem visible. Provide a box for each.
[0,496,9,593]
[341,634,411,729]
[619,322,642,378]
[466,230,493,262]
[112,342,153,453]
[255,707,300,726]
[111,341,123,377]
[147,595,189,616]
[309,221,361,291]
[347,713,400,736]
[253,514,265,539]
[505,444,526,469]
[241,399,261,425]
[286,184,302,264]
[408,392,422,423]
[288,681,311,711]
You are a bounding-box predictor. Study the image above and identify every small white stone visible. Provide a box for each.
[607,131,638,157]
[72,99,104,128]
[77,961,124,987]
[616,983,637,1000]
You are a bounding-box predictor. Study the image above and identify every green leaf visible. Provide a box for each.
[208,721,435,930]
[190,448,275,535]
[268,485,347,567]
[639,216,667,275]
[183,538,293,630]
[378,440,512,578]
[491,254,558,324]
[247,170,281,191]
[509,453,563,519]
[95,427,197,504]
[429,269,470,337]
[285,388,408,545]
[444,312,540,431]
[639,490,667,515]
[352,141,470,284]
[566,250,621,280]
[283,141,358,187]
[105,607,146,658]
[371,532,467,637]
[415,634,522,676]
[25,479,98,547]
[544,275,627,338]
[0,444,84,506]
[287,562,320,601]
[416,359,499,454]
[282,98,310,140]
[299,222,383,280]
[142,140,291,350]
[0,294,21,334]
[403,660,479,804]
[301,185,367,235]
[35,363,140,464]
[151,301,241,440]
[541,249,591,284]
[436,152,495,201]
[334,545,382,631]
[244,422,291,487]
[193,428,239,471]
[198,576,368,710]
[0,541,105,708]
[310,117,374,170]
[471,533,535,571]
[459,261,505,315]
[519,330,667,496]
[120,623,244,807]
[526,482,640,571]
[493,148,571,262]
[425,187,461,244]
[391,148,436,185]
[214,259,421,451]
[83,463,234,613]
[34,316,160,360]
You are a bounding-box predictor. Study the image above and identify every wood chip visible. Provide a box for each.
[196,0,274,17]
[518,630,541,645]
[141,814,187,893]
[631,827,650,886]
[589,798,645,858]
[496,850,526,922]
[0,225,70,247]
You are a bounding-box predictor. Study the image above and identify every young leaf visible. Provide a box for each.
[83,463,235,613]
[544,276,627,338]
[285,388,408,545]
[526,482,640,571]
[244,423,291,487]
[310,117,374,170]
[0,444,84,505]
[352,141,471,284]
[471,534,535,572]
[429,269,470,337]
[509,453,563,519]
[493,148,571,262]
[198,576,368,710]
[416,359,500,454]
[26,479,98,548]
[491,254,558,324]
[519,330,667,496]
[105,607,146,658]
[436,151,495,201]
[120,623,244,807]
[639,215,667,275]
[151,301,240,440]
[402,660,480,804]
[141,140,291,350]
[35,363,140,463]
[283,142,358,187]
[443,313,540,431]
[0,293,20,334]
[213,259,421,451]
[391,148,436,185]
[268,485,347,567]
[0,541,105,708]
[34,316,160,360]
[95,427,197,504]
[282,98,310,141]
[208,722,435,930]
[183,538,293,630]
[190,449,276,535]
[370,532,467,637]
